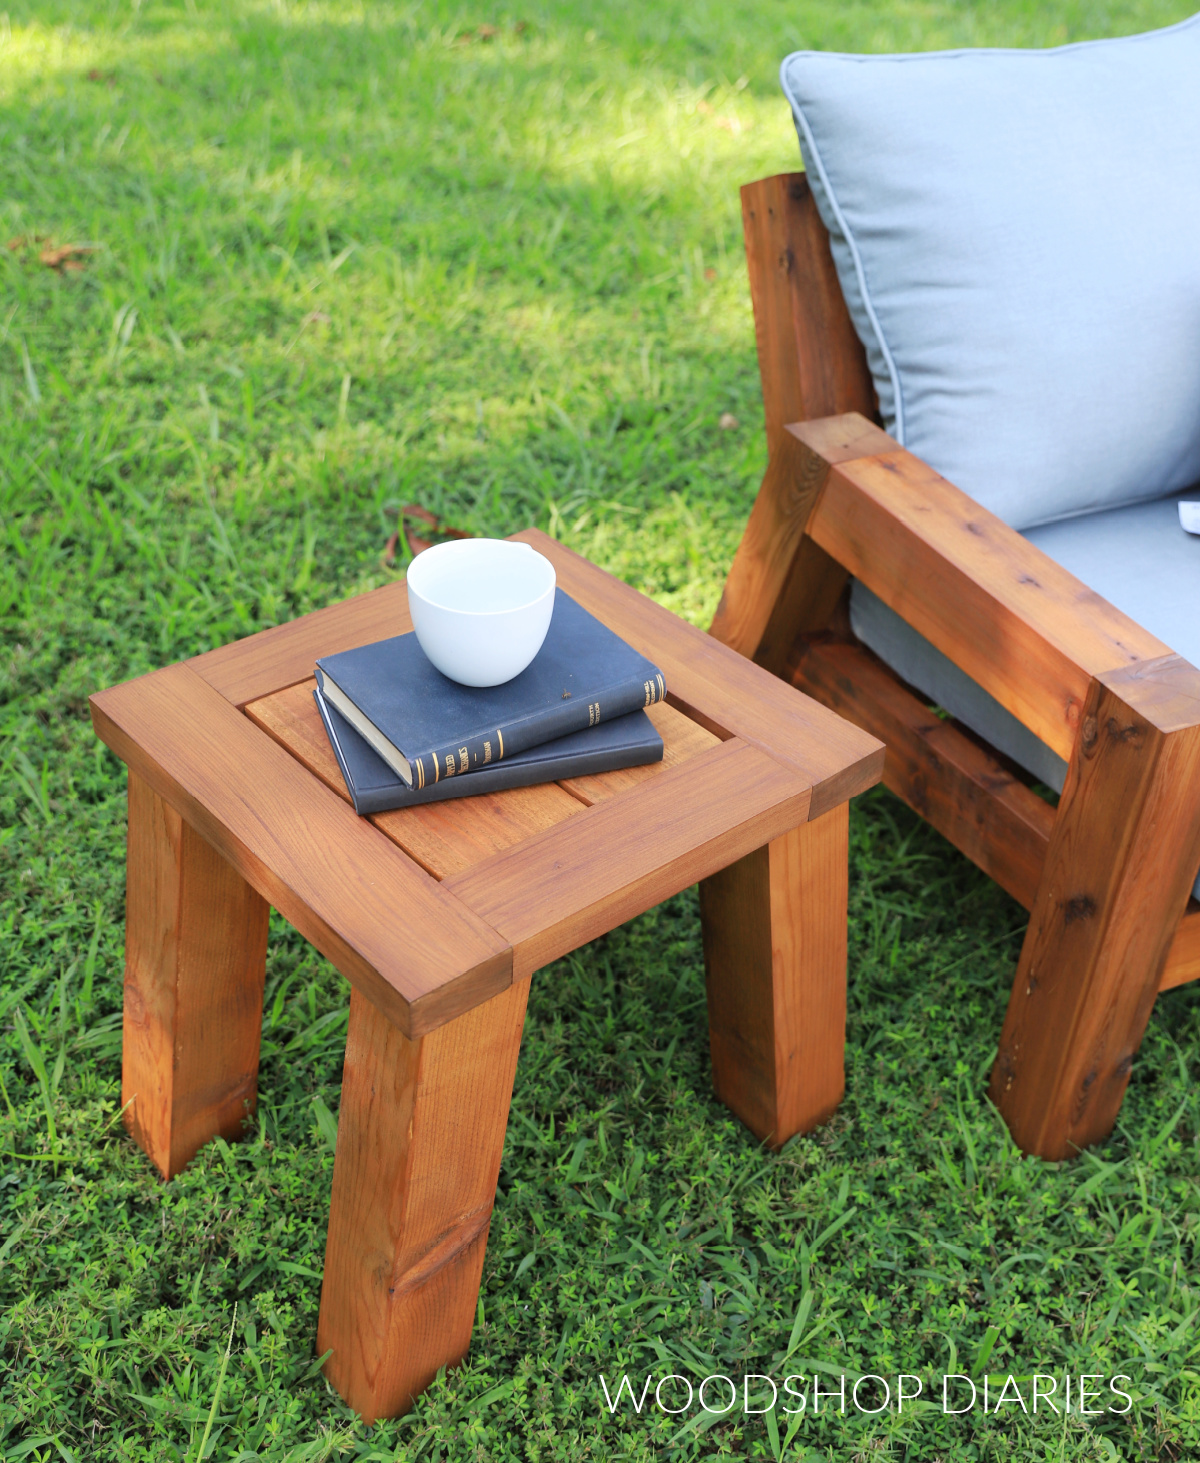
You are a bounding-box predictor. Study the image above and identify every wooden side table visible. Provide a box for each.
[90,531,883,1422]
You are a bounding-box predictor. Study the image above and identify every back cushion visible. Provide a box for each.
[780,15,1200,530]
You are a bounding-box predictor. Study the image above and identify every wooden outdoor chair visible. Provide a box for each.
[711,172,1200,1161]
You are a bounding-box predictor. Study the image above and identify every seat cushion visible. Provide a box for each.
[849,496,1200,898]
[1023,496,1200,667]
[781,16,1200,530]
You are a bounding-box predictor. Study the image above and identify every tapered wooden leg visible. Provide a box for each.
[992,656,1200,1159]
[123,771,270,1179]
[699,802,849,1148]
[318,977,530,1423]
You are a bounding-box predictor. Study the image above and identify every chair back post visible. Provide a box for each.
[740,173,876,456]
[710,176,877,664]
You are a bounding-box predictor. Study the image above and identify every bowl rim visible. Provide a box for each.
[406,539,556,617]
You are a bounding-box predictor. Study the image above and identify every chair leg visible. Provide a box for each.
[123,771,270,1179]
[992,659,1200,1159]
[318,979,530,1423]
[699,803,849,1147]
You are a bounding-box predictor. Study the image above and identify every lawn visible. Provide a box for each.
[2,0,1199,1458]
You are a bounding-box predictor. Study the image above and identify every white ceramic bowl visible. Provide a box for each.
[406,539,556,687]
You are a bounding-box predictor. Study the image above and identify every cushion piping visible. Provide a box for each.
[778,8,1200,466]
[780,79,907,446]
[780,11,1200,74]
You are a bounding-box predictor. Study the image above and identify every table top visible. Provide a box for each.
[91,531,883,1038]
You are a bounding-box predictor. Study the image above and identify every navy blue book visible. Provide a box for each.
[315,688,664,814]
[314,589,665,790]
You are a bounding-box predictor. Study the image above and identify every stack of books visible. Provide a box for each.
[314,589,668,814]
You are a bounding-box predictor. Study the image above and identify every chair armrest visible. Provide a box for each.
[801,413,1199,757]
[716,411,1198,760]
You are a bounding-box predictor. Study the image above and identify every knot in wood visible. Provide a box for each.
[1060,894,1097,926]
[1105,717,1144,747]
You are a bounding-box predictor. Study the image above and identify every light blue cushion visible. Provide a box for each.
[1024,495,1200,667]
[848,496,1200,898]
[781,16,1200,531]
[849,581,1070,795]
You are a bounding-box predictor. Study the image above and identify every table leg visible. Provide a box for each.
[699,802,848,1148]
[318,977,530,1423]
[123,771,270,1179]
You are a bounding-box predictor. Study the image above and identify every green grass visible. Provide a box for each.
[3,0,1200,1458]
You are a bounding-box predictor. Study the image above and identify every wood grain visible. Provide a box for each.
[710,420,890,669]
[791,638,1055,910]
[374,787,582,881]
[805,423,1172,761]
[245,678,347,792]
[557,699,719,804]
[245,681,723,875]
[789,637,1200,991]
[123,771,269,1178]
[245,677,583,880]
[712,175,882,670]
[92,664,512,1038]
[747,535,849,679]
[739,174,876,457]
[512,530,884,819]
[1162,903,1200,992]
[699,803,849,1147]
[319,979,529,1422]
[191,579,412,708]
[445,739,812,979]
[992,655,1200,1157]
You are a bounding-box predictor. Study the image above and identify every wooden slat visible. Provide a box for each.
[319,979,529,1422]
[245,681,715,810]
[791,638,1055,910]
[805,425,1172,761]
[788,636,1200,993]
[513,530,884,819]
[245,678,348,793]
[244,682,721,877]
[445,739,811,978]
[739,174,876,457]
[993,655,1200,1158]
[244,678,583,881]
[700,804,848,1147]
[373,789,581,882]
[91,664,512,1038]
[558,699,719,804]
[190,579,412,707]
[1162,903,1200,992]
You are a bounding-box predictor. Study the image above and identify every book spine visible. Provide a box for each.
[412,668,666,789]
[358,727,663,811]
[313,687,368,815]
